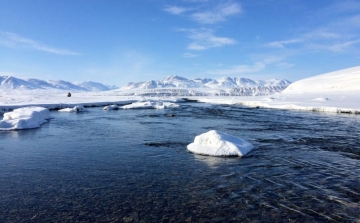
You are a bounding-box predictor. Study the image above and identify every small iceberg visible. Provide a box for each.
[58,106,88,112]
[0,106,51,131]
[122,101,179,109]
[103,105,119,110]
[187,130,254,157]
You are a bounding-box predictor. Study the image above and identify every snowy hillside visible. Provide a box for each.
[0,76,118,91]
[283,66,360,93]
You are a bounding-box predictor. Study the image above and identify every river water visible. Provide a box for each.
[0,103,360,222]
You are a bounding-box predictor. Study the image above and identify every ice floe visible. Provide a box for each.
[122,101,179,109]
[103,105,119,110]
[58,106,88,112]
[0,106,51,131]
[187,130,254,157]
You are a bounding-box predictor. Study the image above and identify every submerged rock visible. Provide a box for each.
[187,130,254,157]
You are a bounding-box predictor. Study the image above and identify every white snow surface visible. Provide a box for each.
[187,130,254,157]
[58,106,88,112]
[122,101,179,109]
[0,106,51,130]
[283,66,360,93]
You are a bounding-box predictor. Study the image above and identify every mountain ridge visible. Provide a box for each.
[119,75,292,97]
[121,75,291,90]
[0,76,118,92]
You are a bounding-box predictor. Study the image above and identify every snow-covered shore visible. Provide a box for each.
[192,91,360,114]
[1,89,359,115]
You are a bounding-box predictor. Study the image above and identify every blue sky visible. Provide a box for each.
[1,0,360,86]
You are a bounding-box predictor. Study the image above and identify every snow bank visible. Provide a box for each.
[122,101,179,109]
[103,105,119,110]
[283,66,360,93]
[58,106,88,112]
[0,106,51,130]
[187,130,254,157]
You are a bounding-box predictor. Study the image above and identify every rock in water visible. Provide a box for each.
[187,130,254,157]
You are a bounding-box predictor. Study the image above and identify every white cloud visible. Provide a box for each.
[164,5,191,15]
[0,32,80,56]
[308,39,360,52]
[304,30,340,39]
[183,52,199,58]
[267,39,303,48]
[206,56,287,75]
[191,2,242,24]
[181,28,236,50]
[267,29,340,49]
[266,1,360,53]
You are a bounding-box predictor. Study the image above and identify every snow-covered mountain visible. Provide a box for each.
[122,75,291,90]
[120,75,292,96]
[0,76,118,91]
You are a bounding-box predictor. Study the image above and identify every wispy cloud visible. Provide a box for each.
[207,56,285,75]
[191,2,242,24]
[183,52,199,58]
[308,39,360,52]
[266,1,360,54]
[164,1,242,24]
[267,38,304,48]
[267,29,340,49]
[180,28,236,50]
[164,5,192,15]
[0,32,80,56]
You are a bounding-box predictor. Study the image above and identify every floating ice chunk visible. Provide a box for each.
[0,106,51,131]
[103,105,119,110]
[122,101,179,109]
[187,130,254,157]
[58,106,88,112]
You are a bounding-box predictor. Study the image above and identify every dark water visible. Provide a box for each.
[0,103,360,222]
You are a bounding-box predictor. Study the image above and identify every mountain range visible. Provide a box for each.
[0,75,292,96]
[0,76,118,91]
[120,75,292,96]
[122,75,291,90]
